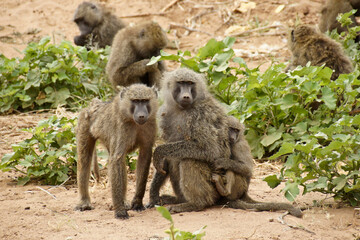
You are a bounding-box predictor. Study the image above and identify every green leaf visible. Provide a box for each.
[260,131,282,147]
[332,176,347,191]
[263,175,281,188]
[269,142,294,160]
[283,182,300,201]
[156,206,173,223]
[321,86,336,110]
[198,39,225,58]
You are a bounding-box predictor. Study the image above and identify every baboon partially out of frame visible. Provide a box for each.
[106,21,168,90]
[319,0,358,35]
[286,25,353,80]
[73,1,126,48]
[75,84,158,219]
[212,117,302,218]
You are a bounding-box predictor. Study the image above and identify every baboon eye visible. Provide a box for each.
[139,29,145,38]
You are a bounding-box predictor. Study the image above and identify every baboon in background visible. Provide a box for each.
[75,84,158,219]
[150,68,302,217]
[286,25,353,80]
[212,117,302,218]
[106,21,168,90]
[73,1,126,48]
[319,0,357,35]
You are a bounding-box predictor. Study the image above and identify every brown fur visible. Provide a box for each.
[286,25,353,80]
[149,68,231,213]
[106,21,168,90]
[73,1,126,48]
[212,116,303,218]
[74,84,158,219]
[319,0,357,35]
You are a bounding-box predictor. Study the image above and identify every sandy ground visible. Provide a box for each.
[1,0,360,239]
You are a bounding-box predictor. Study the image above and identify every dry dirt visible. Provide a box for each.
[0,0,360,239]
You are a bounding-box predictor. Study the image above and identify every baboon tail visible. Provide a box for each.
[228,196,303,218]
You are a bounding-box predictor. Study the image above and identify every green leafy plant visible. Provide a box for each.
[0,36,112,114]
[0,115,77,185]
[150,24,360,205]
[156,206,206,240]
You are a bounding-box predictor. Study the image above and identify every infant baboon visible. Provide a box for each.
[75,84,158,219]
[286,25,353,80]
[150,68,232,212]
[73,1,126,48]
[212,117,302,218]
[319,0,357,35]
[106,21,168,90]
[212,116,253,198]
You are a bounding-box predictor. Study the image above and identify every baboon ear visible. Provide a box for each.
[291,30,295,42]
[90,3,97,9]
[151,86,159,98]
[120,87,128,99]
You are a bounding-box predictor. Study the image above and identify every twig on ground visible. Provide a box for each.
[120,13,166,18]
[36,186,57,200]
[277,211,316,235]
[230,24,285,37]
[169,23,213,36]
[49,176,71,190]
[161,0,182,12]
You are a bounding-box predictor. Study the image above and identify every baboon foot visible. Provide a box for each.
[114,209,130,219]
[289,207,303,218]
[146,197,161,209]
[131,201,146,212]
[167,202,202,213]
[74,202,94,211]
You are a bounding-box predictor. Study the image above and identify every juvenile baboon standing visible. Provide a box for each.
[106,21,168,90]
[75,84,158,219]
[73,1,126,48]
[286,25,353,80]
[319,0,357,35]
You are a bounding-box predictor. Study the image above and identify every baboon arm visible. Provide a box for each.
[153,141,220,174]
[214,158,252,179]
[116,59,157,84]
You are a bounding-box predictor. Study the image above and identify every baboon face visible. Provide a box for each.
[130,99,151,125]
[74,2,103,36]
[120,84,157,125]
[172,80,197,109]
[135,22,168,58]
[228,127,240,145]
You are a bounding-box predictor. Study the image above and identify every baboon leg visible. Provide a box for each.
[225,171,235,196]
[228,199,303,218]
[147,170,169,208]
[167,161,219,213]
[75,116,96,211]
[108,153,128,219]
[212,174,230,197]
[131,144,152,211]
[92,148,100,182]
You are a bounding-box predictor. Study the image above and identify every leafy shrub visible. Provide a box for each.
[0,116,77,185]
[156,206,206,240]
[0,37,112,114]
[150,22,360,204]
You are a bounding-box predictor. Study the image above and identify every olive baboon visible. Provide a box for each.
[75,84,158,219]
[319,0,358,35]
[212,116,303,218]
[106,21,168,90]
[73,1,126,48]
[286,25,353,80]
[150,68,302,217]
[150,68,231,212]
